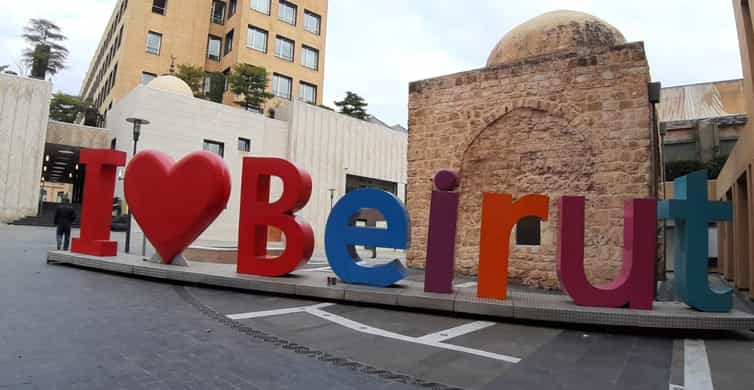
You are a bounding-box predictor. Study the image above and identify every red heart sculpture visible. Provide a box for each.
[124,151,231,264]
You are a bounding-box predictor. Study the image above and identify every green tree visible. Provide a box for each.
[174,64,205,97]
[334,91,369,120]
[81,98,103,127]
[21,19,68,79]
[664,156,732,181]
[228,64,273,110]
[49,93,85,123]
[706,155,730,179]
[206,72,226,103]
[48,93,102,126]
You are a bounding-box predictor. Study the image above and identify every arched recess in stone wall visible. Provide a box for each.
[457,98,583,164]
[455,105,602,289]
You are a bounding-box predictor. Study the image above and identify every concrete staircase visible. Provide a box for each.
[10,202,81,228]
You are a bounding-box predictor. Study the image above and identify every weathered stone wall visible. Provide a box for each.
[407,43,653,289]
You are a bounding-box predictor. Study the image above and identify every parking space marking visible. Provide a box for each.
[305,307,521,363]
[227,303,335,320]
[417,321,496,342]
[683,339,713,390]
[227,303,520,363]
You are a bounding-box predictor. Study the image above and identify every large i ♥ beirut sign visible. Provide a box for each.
[69,149,734,314]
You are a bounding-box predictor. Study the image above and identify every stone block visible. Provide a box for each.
[292,272,345,300]
[396,289,456,312]
[454,287,514,317]
[343,284,404,306]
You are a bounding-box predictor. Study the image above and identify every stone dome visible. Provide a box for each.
[146,75,194,97]
[486,10,626,67]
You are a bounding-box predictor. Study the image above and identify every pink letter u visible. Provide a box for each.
[557,197,657,310]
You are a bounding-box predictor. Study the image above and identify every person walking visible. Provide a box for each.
[54,198,77,251]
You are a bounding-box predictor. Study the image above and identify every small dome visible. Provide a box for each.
[486,10,626,67]
[146,75,194,97]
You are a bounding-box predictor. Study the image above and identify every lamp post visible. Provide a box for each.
[648,82,665,292]
[328,188,336,209]
[124,118,150,254]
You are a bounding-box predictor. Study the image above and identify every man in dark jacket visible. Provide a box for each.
[54,199,77,251]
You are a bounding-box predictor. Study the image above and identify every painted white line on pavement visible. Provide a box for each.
[305,307,520,363]
[227,303,335,320]
[307,259,330,265]
[454,282,478,288]
[417,321,496,343]
[299,266,333,273]
[684,339,714,390]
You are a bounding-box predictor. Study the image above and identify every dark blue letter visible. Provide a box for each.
[325,189,409,287]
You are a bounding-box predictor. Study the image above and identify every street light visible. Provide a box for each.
[124,118,150,254]
[328,188,336,209]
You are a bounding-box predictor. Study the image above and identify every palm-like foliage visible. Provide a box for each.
[21,19,68,79]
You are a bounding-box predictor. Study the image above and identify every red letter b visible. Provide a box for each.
[237,158,314,276]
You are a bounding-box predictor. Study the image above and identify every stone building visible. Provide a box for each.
[406,10,655,289]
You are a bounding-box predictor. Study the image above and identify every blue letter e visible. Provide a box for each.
[325,189,409,287]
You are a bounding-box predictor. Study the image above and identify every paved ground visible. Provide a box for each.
[1,224,753,389]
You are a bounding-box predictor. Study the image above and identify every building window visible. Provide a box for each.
[272,74,292,100]
[203,74,212,96]
[252,0,271,14]
[299,82,316,104]
[116,26,124,49]
[146,31,162,55]
[346,175,397,195]
[238,137,251,152]
[152,0,167,15]
[141,72,157,84]
[223,68,231,91]
[303,11,321,35]
[224,30,234,55]
[207,35,222,61]
[203,139,225,158]
[275,36,294,62]
[516,217,541,246]
[301,46,318,70]
[247,26,268,52]
[204,72,227,97]
[228,0,237,17]
[278,0,297,25]
[211,0,226,25]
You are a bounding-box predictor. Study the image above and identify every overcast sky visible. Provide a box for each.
[0,0,742,126]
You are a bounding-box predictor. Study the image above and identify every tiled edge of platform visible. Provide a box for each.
[47,251,754,330]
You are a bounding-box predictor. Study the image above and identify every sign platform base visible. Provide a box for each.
[47,251,754,331]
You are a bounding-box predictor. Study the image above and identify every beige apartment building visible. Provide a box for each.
[80,0,328,119]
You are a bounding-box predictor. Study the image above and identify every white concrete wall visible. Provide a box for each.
[284,101,408,252]
[108,87,408,254]
[107,85,289,243]
[0,74,51,222]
